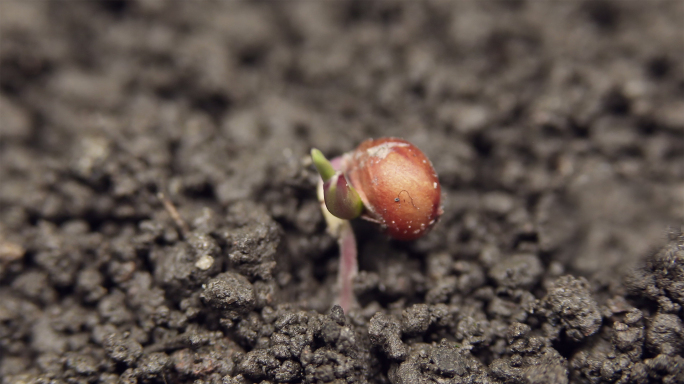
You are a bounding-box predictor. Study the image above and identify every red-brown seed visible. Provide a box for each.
[343,138,442,240]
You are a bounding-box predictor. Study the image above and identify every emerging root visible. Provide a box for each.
[316,163,358,313]
[337,220,358,313]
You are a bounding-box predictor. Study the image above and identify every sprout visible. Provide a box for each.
[311,138,443,312]
[311,149,364,220]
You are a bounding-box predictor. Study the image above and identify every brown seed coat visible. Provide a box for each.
[344,138,442,240]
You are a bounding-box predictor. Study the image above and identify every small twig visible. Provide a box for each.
[0,240,25,263]
[157,192,190,237]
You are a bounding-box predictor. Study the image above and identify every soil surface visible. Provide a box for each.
[1,1,684,383]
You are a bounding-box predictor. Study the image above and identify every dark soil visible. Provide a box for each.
[1,1,683,383]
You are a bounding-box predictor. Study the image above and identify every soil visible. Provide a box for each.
[1,1,683,383]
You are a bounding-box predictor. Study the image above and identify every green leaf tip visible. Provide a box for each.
[324,174,364,220]
[311,148,336,182]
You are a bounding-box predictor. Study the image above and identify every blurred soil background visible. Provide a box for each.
[1,1,683,383]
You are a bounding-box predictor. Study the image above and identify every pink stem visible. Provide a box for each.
[318,155,358,312]
[337,220,358,313]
